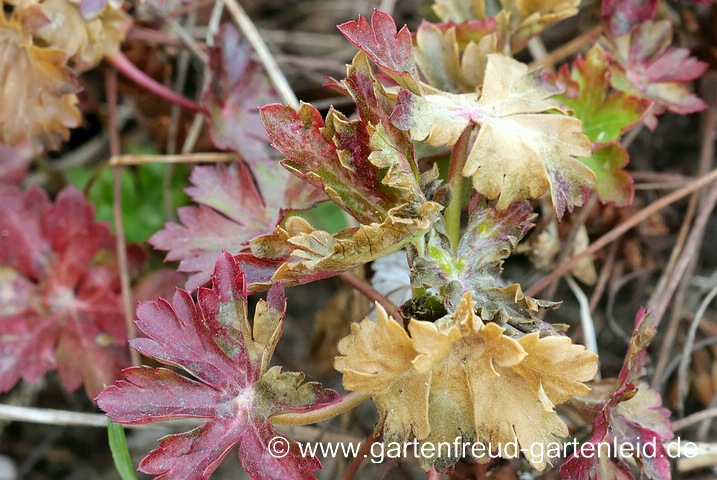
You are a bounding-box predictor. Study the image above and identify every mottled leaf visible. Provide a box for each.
[337,9,421,93]
[601,0,657,36]
[0,186,130,399]
[392,53,594,217]
[98,252,340,480]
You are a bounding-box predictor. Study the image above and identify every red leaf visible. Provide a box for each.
[560,309,673,480]
[337,9,421,93]
[602,20,707,121]
[0,185,130,399]
[97,252,340,480]
[150,161,323,291]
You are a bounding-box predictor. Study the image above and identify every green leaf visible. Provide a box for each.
[107,419,137,480]
[580,143,634,206]
[554,45,650,144]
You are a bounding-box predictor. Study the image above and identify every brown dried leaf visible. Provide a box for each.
[0,7,81,149]
[36,0,130,71]
[335,293,598,471]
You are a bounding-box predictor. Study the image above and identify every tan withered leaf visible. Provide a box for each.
[36,0,130,72]
[392,53,594,218]
[249,201,441,289]
[0,6,81,149]
[335,293,598,471]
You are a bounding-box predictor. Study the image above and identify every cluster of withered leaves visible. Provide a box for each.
[336,293,597,472]
[97,252,340,480]
[561,309,673,479]
[0,186,133,399]
[0,0,129,150]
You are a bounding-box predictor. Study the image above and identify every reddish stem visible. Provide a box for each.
[338,271,403,323]
[106,52,206,114]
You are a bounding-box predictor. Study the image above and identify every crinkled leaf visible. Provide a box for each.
[97,252,340,480]
[0,5,81,150]
[36,0,130,72]
[602,20,707,123]
[150,161,322,291]
[260,102,422,225]
[392,53,594,217]
[0,185,130,399]
[248,201,441,290]
[561,309,673,480]
[337,9,421,93]
[336,293,597,471]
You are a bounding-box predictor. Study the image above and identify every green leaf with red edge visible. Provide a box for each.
[580,143,633,206]
[337,9,421,93]
[391,53,594,218]
[150,161,323,291]
[602,20,707,126]
[97,252,340,480]
[260,100,421,225]
[560,308,673,480]
[0,185,135,399]
[552,45,650,145]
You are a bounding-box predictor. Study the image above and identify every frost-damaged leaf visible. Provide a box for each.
[0,5,81,149]
[392,53,594,217]
[248,201,441,290]
[202,23,278,163]
[414,21,495,93]
[336,293,598,472]
[549,46,644,205]
[35,0,131,72]
[150,161,322,291]
[601,0,656,36]
[97,252,340,480]
[0,186,130,399]
[260,102,421,225]
[602,20,708,125]
[561,309,673,480]
[337,9,421,93]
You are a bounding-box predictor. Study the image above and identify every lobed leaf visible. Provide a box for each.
[392,53,594,218]
[335,293,597,471]
[0,186,130,399]
[0,5,81,150]
[98,252,340,480]
[337,9,421,93]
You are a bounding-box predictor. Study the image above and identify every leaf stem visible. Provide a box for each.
[445,127,472,251]
[106,53,206,114]
[338,271,403,322]
[270,392,371,426]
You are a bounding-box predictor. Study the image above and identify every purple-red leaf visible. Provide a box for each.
[97,252,340,480]
[601,0,657,36]
[0,185,130,399]
[150,161,323,291]
[560,309,673,480]
[337,9,421,93]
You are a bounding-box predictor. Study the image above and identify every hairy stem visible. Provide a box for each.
[270,392,372,426]
[106,53,206,114]
[445,127,472,251]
